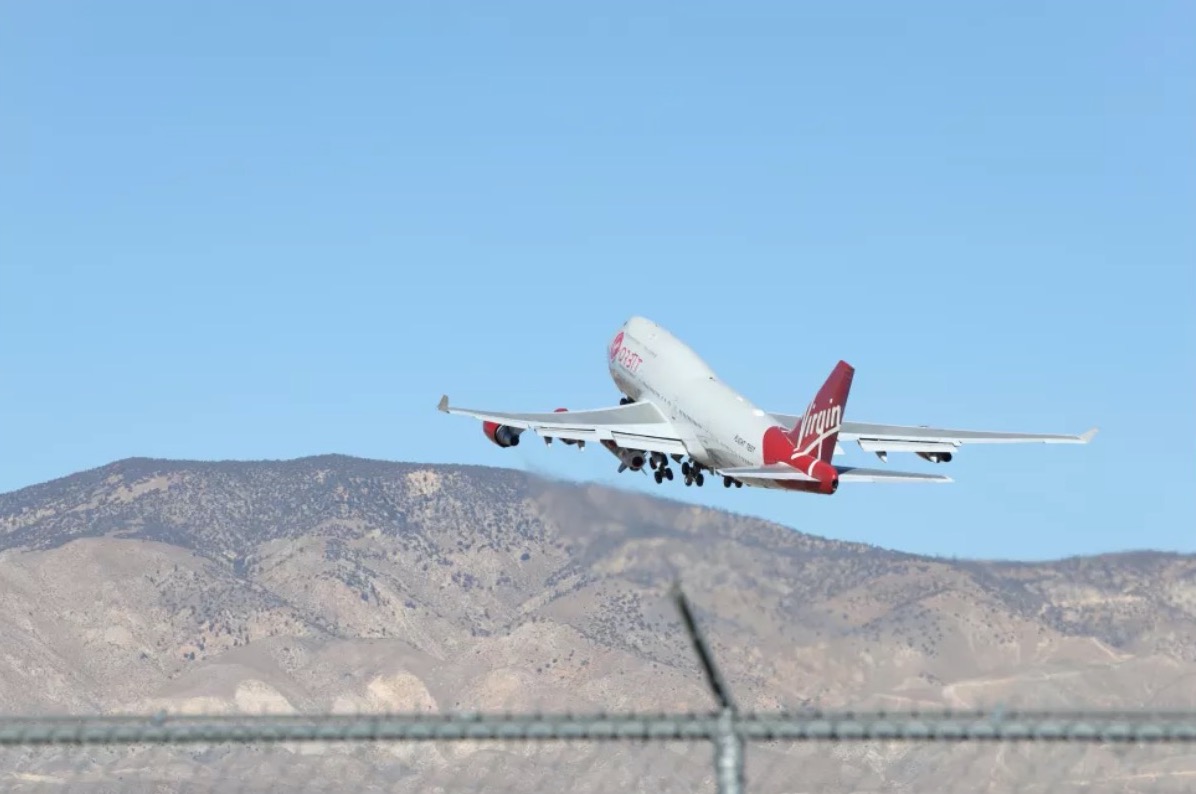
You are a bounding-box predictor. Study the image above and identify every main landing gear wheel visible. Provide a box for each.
[682,459,705,487]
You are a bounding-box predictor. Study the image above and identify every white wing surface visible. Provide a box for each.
[769,412,1097,456]
[438,395,692,457]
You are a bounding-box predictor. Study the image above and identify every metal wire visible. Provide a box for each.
[3,709,1196,745]
[2,711,1196,793]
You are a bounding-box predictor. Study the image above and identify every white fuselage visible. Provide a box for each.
[607,316,782,477]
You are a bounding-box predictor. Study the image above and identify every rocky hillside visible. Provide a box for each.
[1,455,1193,792]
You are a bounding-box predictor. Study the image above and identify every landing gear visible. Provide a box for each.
[681,459,706,487]
[649,453,674,484]
[619,396,635,405]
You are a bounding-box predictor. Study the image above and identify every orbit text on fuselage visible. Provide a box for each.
[615,346,643,373]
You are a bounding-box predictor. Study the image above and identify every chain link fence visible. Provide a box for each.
[5,587,1195,792]
[2,710,1196,792]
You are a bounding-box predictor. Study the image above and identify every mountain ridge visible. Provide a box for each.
[2,454,1178,565]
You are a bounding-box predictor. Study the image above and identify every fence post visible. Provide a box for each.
[670,581,746,794]
[715,706,744,794]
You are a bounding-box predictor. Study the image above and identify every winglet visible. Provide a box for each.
[1080,427,1099,443]
[437,394,450,413]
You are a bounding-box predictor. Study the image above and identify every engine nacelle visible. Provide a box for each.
[483,421,521,448]
[916,451,953,463]
[601,440,645,471]
[617,448,646,471]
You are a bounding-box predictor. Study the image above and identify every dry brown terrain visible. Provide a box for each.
[1,455,1194,792]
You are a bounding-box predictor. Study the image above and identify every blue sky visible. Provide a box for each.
[2,1,1192,560]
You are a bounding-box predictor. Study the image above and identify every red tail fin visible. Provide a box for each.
[786,361,854,463]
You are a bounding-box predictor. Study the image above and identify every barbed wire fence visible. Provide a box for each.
[3,585,1196,792]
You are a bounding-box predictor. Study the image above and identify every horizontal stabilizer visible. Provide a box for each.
[834,466,953,483]
[715,465,818,482]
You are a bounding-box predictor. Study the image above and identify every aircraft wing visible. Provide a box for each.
[438,395,692,457]
[769,412,1097,456]
[716,464,951,484]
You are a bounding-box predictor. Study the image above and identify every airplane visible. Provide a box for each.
[438,316,1097,495]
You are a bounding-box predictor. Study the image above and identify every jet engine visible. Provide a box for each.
[616,448,646,472]
[916,451,953,463]
[483,421,522,448]
[600,440,645,472]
